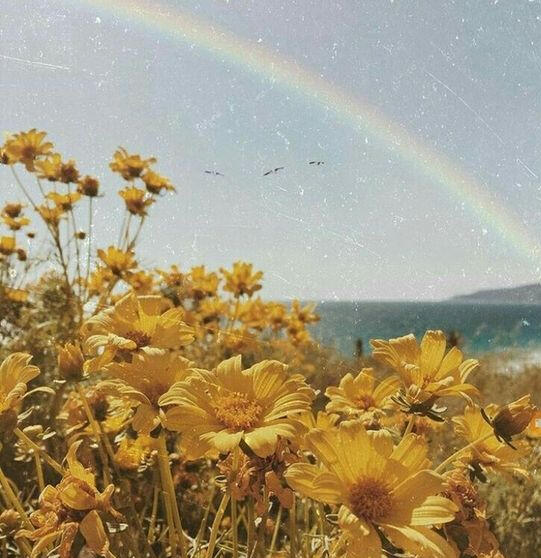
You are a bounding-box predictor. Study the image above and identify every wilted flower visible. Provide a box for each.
[114,435,156,470]
[2,215,29,231]
[17,441,121,558]
[161,355,314,458]
[285,421,457,558]
[37,204,64,227]
[2,202,24,218]
[221,261,263,298]
[77,175,100,197]
[3,129,53,171]
[35,154,79,183]
[486,395,536,445]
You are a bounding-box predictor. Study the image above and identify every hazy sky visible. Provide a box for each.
[1,0,541,300]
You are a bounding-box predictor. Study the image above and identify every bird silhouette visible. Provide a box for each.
[309,161,325,166]
[204,170,224,176]
[262,167,284,176]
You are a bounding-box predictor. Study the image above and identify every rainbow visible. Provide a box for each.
[81,0,540,268]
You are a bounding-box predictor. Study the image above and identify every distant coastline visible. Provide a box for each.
[450,283,541,304]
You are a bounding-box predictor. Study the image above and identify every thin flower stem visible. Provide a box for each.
[147,477,160,544]
[194,483,217,556]
[206,491,231,558]
[289,495,297,558]
[157,431,188,558]
[14,428,64,475]
[246,498,255,556]
[0,467,32,530]
[403,415,415,437]
[434,431,495,473]
[84,196,93,297]
[75,385,112,485]
[33,452,45,493]
[269,505,283,554]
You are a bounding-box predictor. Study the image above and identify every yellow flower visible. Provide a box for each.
[0,353,40,414]
[237,298,269,329]
[77,175,100,197]
[18,441,120,558]
[97,246,137,275]
[86,266,114,296]
[142,169,175,194]
[99,351,194,434]
[198,297,229,325]
[82,292,194,371]
[2,215,29,231]
[189,265,219,299]
[452,405,529,478]
[161,355,315,458]
[289,299,320,325]
[3,129,53,171]
[325,368,400,419]
[57,343,84,381]
[119,185,154,216]
[157,264,184,288]
[285,421,457,558]
[0,236,15,256]
[46,191,82,211]
[35,154,80,183]
[2,202,24,218]
[127,269,155,294]
[371,330,479,409]
[266,302,288,331]
[3,287,29,303]
[114,435,156,470]
[220,261,263,297]
[37,204,64,227]
[110,147,156,180]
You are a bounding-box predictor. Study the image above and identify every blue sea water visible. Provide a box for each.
[308,301,541,357]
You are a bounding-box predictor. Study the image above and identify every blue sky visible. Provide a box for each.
[1,0,541,300]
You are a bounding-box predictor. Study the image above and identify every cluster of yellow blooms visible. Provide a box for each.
[0,130,538,558]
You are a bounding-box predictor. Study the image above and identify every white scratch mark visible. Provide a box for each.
[0,53,71,71]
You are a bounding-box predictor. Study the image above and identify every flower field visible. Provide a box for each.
[0,130,538,558]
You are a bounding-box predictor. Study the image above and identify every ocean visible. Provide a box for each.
[308,301,541,357]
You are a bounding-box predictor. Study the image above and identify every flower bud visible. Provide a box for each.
[491,395,536,442]
[0,509,20,535]
[57,343,84,381]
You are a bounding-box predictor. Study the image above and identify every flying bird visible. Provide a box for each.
[204,170,224,176]
[309,161,325,166]
[262,167,285,176]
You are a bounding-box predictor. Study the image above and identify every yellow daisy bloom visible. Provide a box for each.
[0,353,40,414]
[35,154,80,183]
[0,236,16,256]
[289,299,320,325]
[141,169,176,194]
[37,204,64,227]
[46,191,82,211]
[325,368,400,419]
[452,405,529,478]
[85,266,114,297]
[110,147,156,180]
[98,351,194,434]
[371,330,479,407]
[220,261,263,298]
[119,186,154,216]
[82,292,194,371]
[285,421,457,558]
[2,215,29,231]
[114,435,156,470]
[188,265,219,299]
[3,287,29,303]
[161,355,315,458]
[97,246,137,275]
[3,129,53,171]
